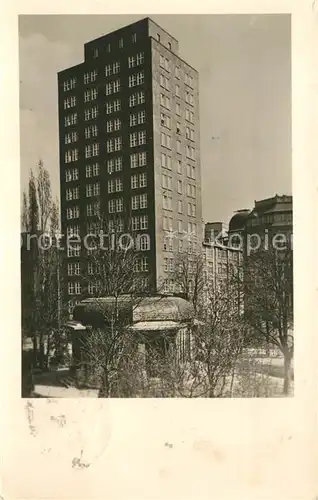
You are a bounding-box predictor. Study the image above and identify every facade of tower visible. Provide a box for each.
[57,18,202,305]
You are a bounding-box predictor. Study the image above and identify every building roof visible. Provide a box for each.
[229,210,251,232]
[129,321,180,332]
[72,295,194,327]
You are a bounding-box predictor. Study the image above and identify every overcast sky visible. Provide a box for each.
[19,14,291,224]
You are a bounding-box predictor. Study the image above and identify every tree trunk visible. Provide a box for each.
[32,335,38,367]
[283,351,292,396]
[39,333,45,370]
[98,369,110,397]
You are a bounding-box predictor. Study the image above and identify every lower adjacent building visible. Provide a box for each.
[66,295,196,380]
[228,194,293,257]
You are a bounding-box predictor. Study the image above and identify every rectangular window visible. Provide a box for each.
[87,203,93,216]
[132,216,139,231]
[160,112,171,129]
[140,215,148,230]
[114,157,122,171]
[108,199,115,213]
[140,193,147,209]
[66,206,79,220]
[67,245,80,257]
[115,177,123,192]
[67,225,80,237]
[136,52,144,66]
[116,198,123,212]
[131,195,139,210]
[132,194,147,210]
[128,56,136,68]
[68,282,81,295]
[86,183,100,197]
[114,137,122,151]
[65,168,79,182]
[63,77,76,91]
[64,96,76,109]
[129,91,145,107]
[162,174,172,190]
[105,83,112,95]
[163,194,172,211]
[129,113,137,127]
[108,179,115,193]
[105,64,112,76]
[65,131,78,144]
[66,187,79,201]
[107,139,114,153]
[64,113,77,127]
[105,102,113,114]
[131,174,138,189]
[177,180,183,194]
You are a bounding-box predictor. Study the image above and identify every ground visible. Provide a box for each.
[30,353,294,398]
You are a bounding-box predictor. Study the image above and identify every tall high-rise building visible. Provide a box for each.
[57,17,202,303]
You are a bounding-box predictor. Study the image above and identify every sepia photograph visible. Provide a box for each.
[20,14,293,399]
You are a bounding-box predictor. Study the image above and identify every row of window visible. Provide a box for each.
[65,154,146,182]
[107,177,123,193]
[67,202,104,219]
[65,112,145,143]
[70,257,149,276]
[131,214,148,231]
[67,272,150,296]
[160,132,196,159]
[247,213,292,226]
[107,195,148,212]
[64,93,145,126]
[160,114,195,141]
[160,56,194,89]
[84,88,98,102]
[68,275,150,296]
[161,153,196,179]
[161,174,196,196]
[159,76,194,106]
[63,55,144,92]
[105,79,120,95]
[63,52,193,95]
[163,237,196,254]
[133,256,149,272]
[163,196,196,216]
[64,99,193,131]
[65,154,195,185]
[162,218,197,235]
[65,216,149,247]
[160,97,195,123]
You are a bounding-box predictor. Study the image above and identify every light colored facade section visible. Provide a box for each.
[150,38,202,291]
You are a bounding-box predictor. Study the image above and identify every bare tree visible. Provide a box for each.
[75,213,157,396]
[172,250,206,316]
[243,246,293,395]
[192,275,247,397]
[21,160,65,370]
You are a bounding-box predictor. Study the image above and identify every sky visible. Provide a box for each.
[19,14,291,224]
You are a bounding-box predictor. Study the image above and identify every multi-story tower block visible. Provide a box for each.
[58,17,202,303]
